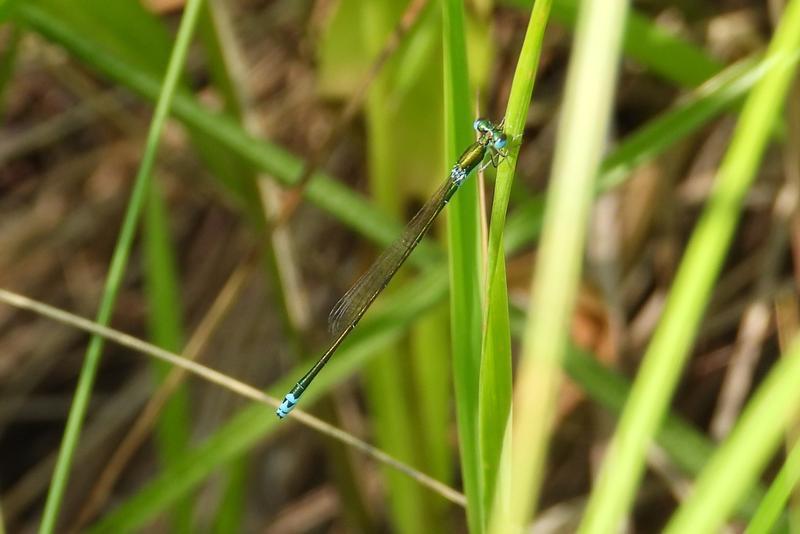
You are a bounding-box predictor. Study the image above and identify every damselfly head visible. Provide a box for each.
[474,118,506,148]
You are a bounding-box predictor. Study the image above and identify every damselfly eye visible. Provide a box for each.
[473,118,492,134]
[494,134,508,150]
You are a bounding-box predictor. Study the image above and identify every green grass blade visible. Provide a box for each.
[33,0,170,75]
[579,1,800,530]
[37,1,205,532]
[746,435,800,534]
[441,0,484,530]
[380,14,453,506]
[142,182,192,533]
[596,58,763,191]
[493,0,629,530]
[665,335,800,533]
[410,305,453,500]
[479,0,552,526]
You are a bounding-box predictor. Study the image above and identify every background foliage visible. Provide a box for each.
[1,0,800,532]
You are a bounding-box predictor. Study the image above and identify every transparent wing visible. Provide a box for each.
[328,176,458,337]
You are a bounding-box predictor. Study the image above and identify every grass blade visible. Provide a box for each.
[746,435,800,533]
[479,0,552,525]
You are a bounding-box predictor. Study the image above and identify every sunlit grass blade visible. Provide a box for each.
[479,0,552,526]
[665,334,800,533]
[492,0,630,530]
[579,1,800,530]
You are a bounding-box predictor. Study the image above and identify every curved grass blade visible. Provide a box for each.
[746,435,800,533]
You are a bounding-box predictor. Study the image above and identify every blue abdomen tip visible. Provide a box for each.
[276,392,298,419]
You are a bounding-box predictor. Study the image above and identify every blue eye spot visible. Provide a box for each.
[494,135,507,150]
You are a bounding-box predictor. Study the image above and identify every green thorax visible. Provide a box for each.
[456,141,487,175]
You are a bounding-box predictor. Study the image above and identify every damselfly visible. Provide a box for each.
[276,118,508,418]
